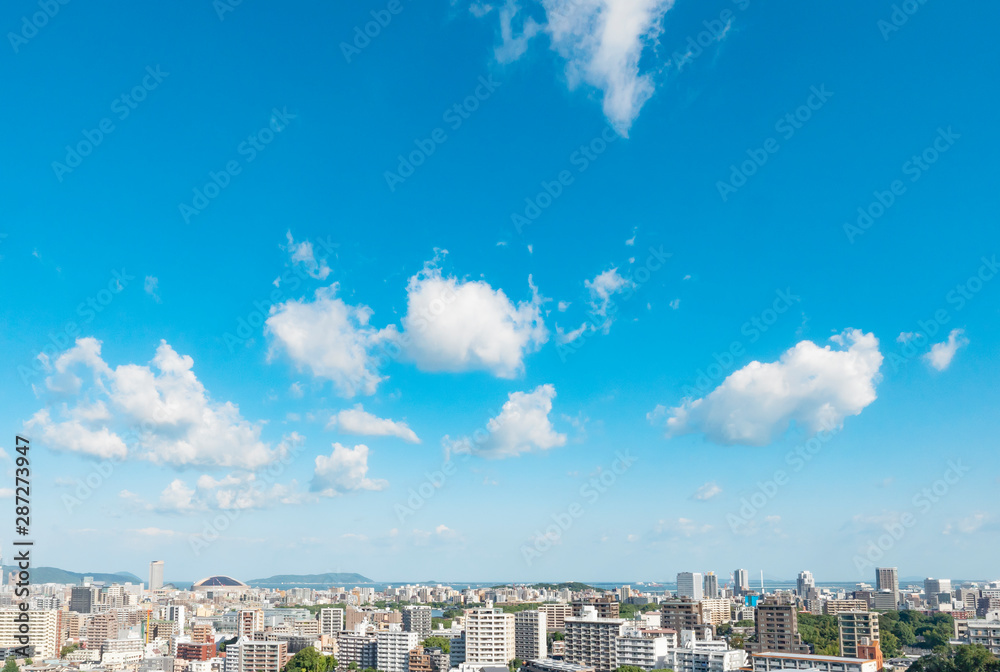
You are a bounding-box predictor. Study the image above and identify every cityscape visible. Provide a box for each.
[0,565,996,672]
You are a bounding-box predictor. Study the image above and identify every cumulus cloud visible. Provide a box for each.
[443,384,566,459]
[401,259,548,378]
[311,443,388,496]
[285,230,331,280]
[328,404,420,444]
[481,0,674,135]
[923,328,968,371]
[25,338,279,468]
[266,284,398,398]
[652,329,883,446]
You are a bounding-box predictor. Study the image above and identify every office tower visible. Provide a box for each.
[925,578,953,603]
[876,568,899,606]
[704,573,720,599]
[466,608,516,665]
[735,570,750,596]
[796,571,815,597]
[751,598,809,653]
[70,586,96,614]
[376,629,421,672]
[677,573,704,600]
[149,560,164,590]
[838,611,880,658]
[403,605,433,638]
[565,606,627,672]
[514,610,547,660]
[320,607,345,635]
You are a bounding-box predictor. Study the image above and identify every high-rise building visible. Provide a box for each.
[565,606,626,672]
[149,561,164,590]
[660,600,710,639]
[925,578,953,605]
[664,630,747,672]
[465,608,515,665]
[539,604,574,632]
[750,598,809,654]
[704,573,720,599]
[376,629,421,672]
[838,611,880,658]
[238,609,262,637]
[403,606,432,638]
[796,571,815,598]
[0,609,63,658]
[572,597,620,620]
[70,586,96,614]
[320,608,345,635]
[615,626,676,670]
[224,637,288,672]
[875,568,899,606]
[677,573,704,600]
[514,610,547,660]
[336,631,378,669]
[735,570,750,596]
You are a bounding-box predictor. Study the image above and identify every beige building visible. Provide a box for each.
[0,609,63,658]
[466,608,516,665]
[838,612,879,658]
[539,604,574,632]
[824,600,869,616]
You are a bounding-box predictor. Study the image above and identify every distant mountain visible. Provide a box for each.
[247,572,374,586]
[0,566,143,585]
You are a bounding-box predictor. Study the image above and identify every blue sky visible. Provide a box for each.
[1,0,998,585]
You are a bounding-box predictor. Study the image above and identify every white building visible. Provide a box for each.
[677,573,704,601]
[565,606,626,672]
[750,652,878,672]
[376,628,421,672]
[0,608,62,658]
[665,630,746,672]
[615,627,675,670]
[466,608,515,665]
[960,620,1000,655]
[320,608,344,635]
[515,610,547,661]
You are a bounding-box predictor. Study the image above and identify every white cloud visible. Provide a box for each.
[653,329,883,446]
[693,481,721,500]
[311,443,388,496]
[26,338,279,468]
[443,384,566,459]
[585,267,635,332]
[328,404,420,444]
[266,284,397,398]
[669,298,680,310]
[412,524,461,546]
[285,230,331,280]
[144,276,161,302]
[476,0,673,134]
[289,381,304,398]
[555,322,589,344]
[401,259,548,378]
[924,328,968,371]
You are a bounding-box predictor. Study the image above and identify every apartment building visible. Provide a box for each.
[572,597,620,620]
[192,622,215,644]
[838,612,879,658]
[664,630,746,672]
[614,628,675,670]
[238,610,262,637]
[409,645,451,672]
[564,606,626,672]
[377,629,421,672]
[465,608,516,665]
[824,601,869,616]
[224,637,288,672]
[176,642,215,661]
[659,600,710,639]
[540,604,574,632]
[959,620,1000,655]
[515,610,547,660]
[319,608,344,636]
[700,599,731,626]
[336,631,378,669]
[751,599,809,654]
[0,609,63,658]
[403,606,433,639]
[750,652,879,672]
[526,659,596,672]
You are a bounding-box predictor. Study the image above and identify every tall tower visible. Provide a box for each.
[734,569,749,595]
[876,567,899,605]
[796,570,815,597]
[149,560,164,590]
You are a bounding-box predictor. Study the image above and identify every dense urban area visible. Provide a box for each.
[0,565,997,672]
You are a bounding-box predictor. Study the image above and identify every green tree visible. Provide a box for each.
[880,630,901,658]
[734,619,755,628]
[509,658,524,671]
[422,637,451,653]
[797,614,839,655]
[616,666,644,672]
[282,647,336,672]
[2,659,18,672]
[60,644,79,658]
